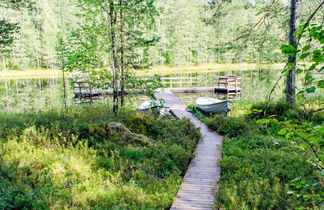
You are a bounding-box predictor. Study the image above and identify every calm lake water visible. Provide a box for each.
[0,69,322,112]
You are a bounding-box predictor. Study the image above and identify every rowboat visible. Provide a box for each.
[196,97,231,114]
[138,100,170,116]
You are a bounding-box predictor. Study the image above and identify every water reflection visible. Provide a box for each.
[0,78,74,112]
[0,69,321,112]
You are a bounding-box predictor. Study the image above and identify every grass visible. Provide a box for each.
[0,69,68,79]
[0,104,200,209]
[0,63,285,79]
[202,101,323,209]
[140,63,285,76]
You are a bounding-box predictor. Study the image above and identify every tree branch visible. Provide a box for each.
[308,107,324,114]
[296,1,324,44]
[234,0,280,41]
[267,1,324,103]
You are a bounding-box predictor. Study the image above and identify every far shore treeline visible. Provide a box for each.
[0,0,322,71]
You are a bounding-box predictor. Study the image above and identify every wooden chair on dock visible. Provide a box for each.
[214,76,241,100]
[72,73,103,102]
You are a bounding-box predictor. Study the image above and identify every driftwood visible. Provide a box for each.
[107,122,154,146]
[80,122,154,146]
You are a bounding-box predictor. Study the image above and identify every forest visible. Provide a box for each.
[0,0,322,70]
[0,0,323,209]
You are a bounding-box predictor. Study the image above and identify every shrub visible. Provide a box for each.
[205,101,323,209]
[0,105,200,209]
[203,115,254,137]
[249,101,323,124]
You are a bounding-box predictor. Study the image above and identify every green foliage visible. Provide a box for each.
[251,103,324,206]
[64,0,159,111]
[186,104,207,119]
[249,101,323,123]
[126,74,163,99]
[65,0,159,73]
[204,101,323,209]
[0,0,27,55]
[280,23,324,101]
[0,0,29,8]
[0,20,19,52]
[0,105,200,209]
[2,0,321,69]
[205,0,290,64]
[204,115,253,137]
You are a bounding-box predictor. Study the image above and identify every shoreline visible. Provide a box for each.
[0,63,285,79]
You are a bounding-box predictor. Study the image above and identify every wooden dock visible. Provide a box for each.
[73,75,242,100]
[154,89,223,210]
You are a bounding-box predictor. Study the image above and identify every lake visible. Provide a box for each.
[0,69,322,112]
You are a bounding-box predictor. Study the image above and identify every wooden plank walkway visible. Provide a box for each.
[154,89,223,210]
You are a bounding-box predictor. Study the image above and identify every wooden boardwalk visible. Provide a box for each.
[154,90,223,210]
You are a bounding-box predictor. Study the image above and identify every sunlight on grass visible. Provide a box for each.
[140,63,285,76]
[0,69,68,79]
[0,63,285,79]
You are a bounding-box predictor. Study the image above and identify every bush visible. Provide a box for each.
[203,115,254,137]
[249,101,323,123]
[204,102,323,209]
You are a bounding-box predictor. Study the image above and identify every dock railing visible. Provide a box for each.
[160,77,202,88]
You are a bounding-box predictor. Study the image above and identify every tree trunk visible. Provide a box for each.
[60,44,67,109]
[110,0,119,114]
[286,0,300,105]
[119,0,125,106]
[2,55,7,70]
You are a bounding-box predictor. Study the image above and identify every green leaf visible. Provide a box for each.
[256,119,270,124]
[285,133,291,139]
[296,132,308,139]
[252,109,262,113]
[318,80,324,89]
[280,44,296,56]
[300,142,309,148]
[296,68,303,74]
[278,128,287,135]
[312,50,323,63]
[303,194,311,199]
[305,73,313,81]
[302,45,311,52]
[306,86,316,93]
[300,52,310,59]
[308,64,316,71]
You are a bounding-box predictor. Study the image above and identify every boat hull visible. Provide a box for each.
[196,97,231,114]
[138,100,171,116]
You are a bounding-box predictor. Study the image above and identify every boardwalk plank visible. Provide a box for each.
[154,90,223,210]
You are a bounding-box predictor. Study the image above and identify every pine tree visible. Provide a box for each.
[286,0,300,105]
[65,0,158,113]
